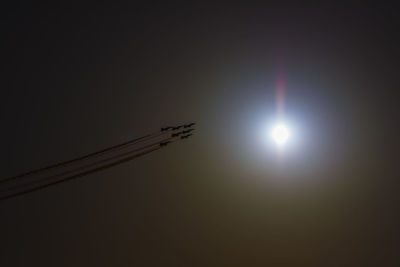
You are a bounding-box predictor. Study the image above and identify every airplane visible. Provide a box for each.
[180,134,193,139]
[161,127,173,132]
[184,123,196,128]
[159,141,172,147]
[171,131,183,137]
[182,129,195,134]
[172,126,183,130]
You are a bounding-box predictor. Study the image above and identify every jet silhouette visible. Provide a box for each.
[182,129,195,134]
[171,131,183,137]
[184,123,196,128]
[172,126,183,130]
[161,127,172,132]
[159,141,172,146]
[180,134,193,139]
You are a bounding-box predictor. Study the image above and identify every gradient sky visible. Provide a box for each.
[1,2,399,266]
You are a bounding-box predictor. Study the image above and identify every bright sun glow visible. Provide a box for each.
[270,124,290,146]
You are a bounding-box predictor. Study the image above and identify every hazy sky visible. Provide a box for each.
[1,2,399,266]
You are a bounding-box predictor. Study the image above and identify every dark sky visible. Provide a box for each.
[1,2,399,266]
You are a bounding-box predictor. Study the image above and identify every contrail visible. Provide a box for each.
[0,137,174,195]
[0,131,171,184]
[0,146,162,201]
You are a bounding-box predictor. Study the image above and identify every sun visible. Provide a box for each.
[270,124,290,146]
